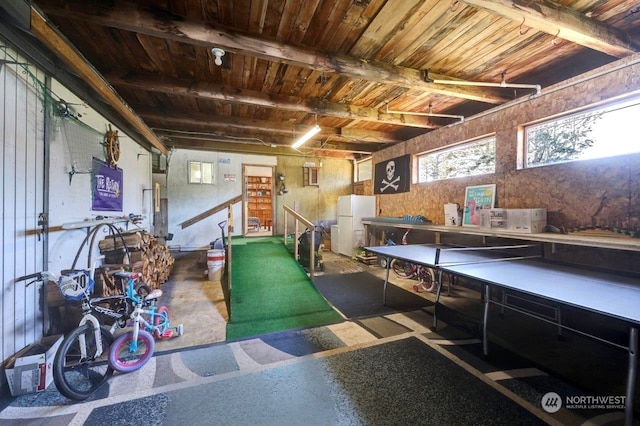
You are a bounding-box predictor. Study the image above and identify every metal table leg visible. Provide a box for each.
[383,256,390,306]
[483,283,490,357]
[625,327,638,426]
[432,269,443,330]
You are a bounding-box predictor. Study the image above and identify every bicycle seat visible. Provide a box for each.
[113,271,140,280]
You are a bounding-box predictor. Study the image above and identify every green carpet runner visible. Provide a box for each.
[226,240,342,339]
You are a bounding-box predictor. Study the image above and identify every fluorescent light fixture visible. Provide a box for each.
[291,125,321,149]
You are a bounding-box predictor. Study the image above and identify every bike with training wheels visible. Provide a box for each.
[108,272,183,374]
[15,258,151,400]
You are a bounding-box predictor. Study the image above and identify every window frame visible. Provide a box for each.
[417,135,496,183]
[355,157,373,182]
[188,161,215,184]
[521,95,640,169]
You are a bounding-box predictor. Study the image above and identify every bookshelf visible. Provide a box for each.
[246,176,273,231]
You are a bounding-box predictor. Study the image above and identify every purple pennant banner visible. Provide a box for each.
[92,157,123,211]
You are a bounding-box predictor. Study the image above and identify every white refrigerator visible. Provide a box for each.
[337,195,376,256]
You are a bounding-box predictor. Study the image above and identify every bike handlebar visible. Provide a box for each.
[15,255,106,287]
[15,272,44,282]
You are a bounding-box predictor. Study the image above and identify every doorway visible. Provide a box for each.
[0,44,48,362]
[243,165,275,237]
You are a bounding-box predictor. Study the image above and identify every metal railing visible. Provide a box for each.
[282,205,317,281]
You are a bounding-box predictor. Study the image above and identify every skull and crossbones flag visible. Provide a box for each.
[374,154,410,194]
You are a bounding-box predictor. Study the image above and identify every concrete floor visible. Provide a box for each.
[156,246,639,410]
[1,245,638,425]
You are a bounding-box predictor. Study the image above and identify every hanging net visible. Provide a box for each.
[52,114,105,175]
[0,43,108,176]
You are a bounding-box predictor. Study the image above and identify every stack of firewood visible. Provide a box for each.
[95,230,174,296]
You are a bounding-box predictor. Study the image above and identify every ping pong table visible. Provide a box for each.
[366,243,640,425]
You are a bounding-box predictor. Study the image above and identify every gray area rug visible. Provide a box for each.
[314,271,432,318]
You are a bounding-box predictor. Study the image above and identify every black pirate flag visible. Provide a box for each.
[374,154,410,194]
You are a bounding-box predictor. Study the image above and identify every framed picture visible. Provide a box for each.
[462,184,496,227]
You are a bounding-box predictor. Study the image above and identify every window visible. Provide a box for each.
[524,96,640,168]
[303,167,319,186]
[417,137,496,182]
[356,157,372,182]
[188,161,214,184]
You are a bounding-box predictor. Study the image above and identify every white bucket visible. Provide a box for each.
[207,249,225,281]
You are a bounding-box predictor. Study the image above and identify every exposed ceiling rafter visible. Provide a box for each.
[28,6,168,155]
[108,72,439,129]
[36,0,511,105]
[460,0,640,58]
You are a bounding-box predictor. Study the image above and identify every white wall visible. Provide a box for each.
[165,149,276,250]
[46,81,153,272]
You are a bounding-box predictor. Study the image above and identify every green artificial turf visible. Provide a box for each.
[226,239,342,340]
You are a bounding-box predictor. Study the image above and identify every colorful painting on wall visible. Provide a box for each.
[462,184,496,227]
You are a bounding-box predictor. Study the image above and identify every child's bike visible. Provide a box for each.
[388,229,436,293]
[108,273,184,373]
[16,259,149,400]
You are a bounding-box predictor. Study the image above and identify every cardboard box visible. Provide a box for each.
[489,209,508,231]
[4,335,63,396]
[506,208,547,233]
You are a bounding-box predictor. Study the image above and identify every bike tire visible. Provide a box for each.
[418,267,437,292]
[153,305,170,340]
[391,259,414,278]
[108,329,155,373]
[53,323,114,401]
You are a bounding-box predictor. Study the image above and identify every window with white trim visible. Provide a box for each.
[188,161,214,184]
[356,157,372,182]
[417,136,496,182]
[524,96,640,168]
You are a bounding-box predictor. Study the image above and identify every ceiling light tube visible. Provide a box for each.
[291,125,321,149]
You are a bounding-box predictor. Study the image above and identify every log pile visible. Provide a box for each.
[95,230,174,296]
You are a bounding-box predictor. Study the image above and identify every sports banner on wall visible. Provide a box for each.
[92,157,123,211]
[374,154,410,194]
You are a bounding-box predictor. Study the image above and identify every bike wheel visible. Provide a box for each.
[108,329,155,373]
[391,259,414,278]
[153,305,170,339]
[418,267,437,292]
[53,323,114,401]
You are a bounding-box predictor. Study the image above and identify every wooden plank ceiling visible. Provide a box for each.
[30,0,640,159]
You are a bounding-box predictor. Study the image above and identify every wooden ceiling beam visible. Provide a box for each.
[138,109,332,138]
[36,0,509,104]
[165,139,356,160]
[28,7,168,156]
[137,109,400,145]
[109,72,438,129]
[461,0,639,58]
[338,128,399,143]
[164,136,367,158]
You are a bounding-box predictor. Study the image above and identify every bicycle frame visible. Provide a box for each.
[120,275,166,353]
[126,306,161,353]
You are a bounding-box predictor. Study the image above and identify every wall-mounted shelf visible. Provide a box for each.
[362,219,640,253]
